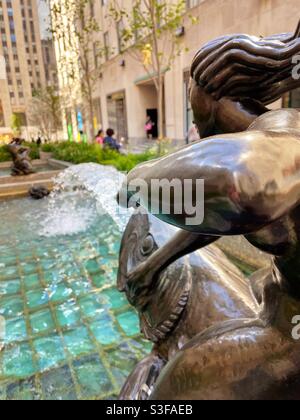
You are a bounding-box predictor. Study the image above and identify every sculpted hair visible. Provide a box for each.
[191,20,300,105]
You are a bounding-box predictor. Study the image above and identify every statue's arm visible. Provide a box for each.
[123,129,300,236]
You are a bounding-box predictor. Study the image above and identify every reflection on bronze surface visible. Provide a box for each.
[118,22,300,400]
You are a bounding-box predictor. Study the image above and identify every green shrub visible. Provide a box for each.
[0,146,11,162]
[41,143,57,153]
[0,143,40,162]
[51,142,159,172]
[0,141,160,172]
[25,143,40,160]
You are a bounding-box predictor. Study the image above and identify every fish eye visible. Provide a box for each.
[141,235,155,256]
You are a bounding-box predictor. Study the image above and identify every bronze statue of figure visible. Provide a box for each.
[118,209,258,400]
[117,22,300,400]
[189,21,300,138]
[8,138,35,176]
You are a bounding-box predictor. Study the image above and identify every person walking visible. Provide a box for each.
[145,116,154,139]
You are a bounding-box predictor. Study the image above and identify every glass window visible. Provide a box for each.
[186,0,200,8]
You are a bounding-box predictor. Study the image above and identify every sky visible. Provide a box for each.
[37,0,51,39]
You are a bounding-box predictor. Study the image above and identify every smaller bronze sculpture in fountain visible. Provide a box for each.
[8,138,35,176]
[28,186,50,200]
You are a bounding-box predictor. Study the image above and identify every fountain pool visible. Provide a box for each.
[0,166,151,400]
[0,164,63,178]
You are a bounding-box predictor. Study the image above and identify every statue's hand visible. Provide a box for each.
[126,261,157,309]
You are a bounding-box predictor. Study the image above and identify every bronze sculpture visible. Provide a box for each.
[8,138,35,176]
[190,21,300,138]
[29,185,50,199]
[118,209,258,399]
[117,23,300,400]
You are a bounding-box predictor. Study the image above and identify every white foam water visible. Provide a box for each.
[39,163,132,237]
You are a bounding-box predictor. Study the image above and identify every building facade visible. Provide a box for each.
[52,0,300,144]
[0,0,47,137]
[49,0,84,142]
[41,38,58,89]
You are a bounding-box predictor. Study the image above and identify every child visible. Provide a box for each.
[103,129,121,152]
[95,130,104,145]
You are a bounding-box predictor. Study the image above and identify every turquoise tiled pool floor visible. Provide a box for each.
[0,198,151,400]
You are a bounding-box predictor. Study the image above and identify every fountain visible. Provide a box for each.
[39,163,131,238]
[0,163,146,400]
[117,23,300,399]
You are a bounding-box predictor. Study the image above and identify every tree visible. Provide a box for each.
[28,86,62,141]
[49,0,107,141]
[109,0,197,138]
[11,113,23,137]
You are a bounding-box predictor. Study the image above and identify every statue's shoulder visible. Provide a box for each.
[248,109,300,134]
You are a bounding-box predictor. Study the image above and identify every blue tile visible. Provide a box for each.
[89,318,121,346]
[63,326,95,357]
[20,262,37,275]
[6,378,41,400]
[116,311,140,337]
[30,309,55,334]
[23,274,40,291]
[73,354,113,398]
[47,283,73,303]
[2,343,36,378]
[0,280,21,296]
[5,317,27,343]
[69,278,91,297]
[0,295,23,318]
[78,296,104,319]
[55,300,81,328]
[40,365,77,400]
[0,266,19,279]
[34,335,66,371]
[26,289,49,309]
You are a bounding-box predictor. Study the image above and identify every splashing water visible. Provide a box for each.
[39,163,132,237]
